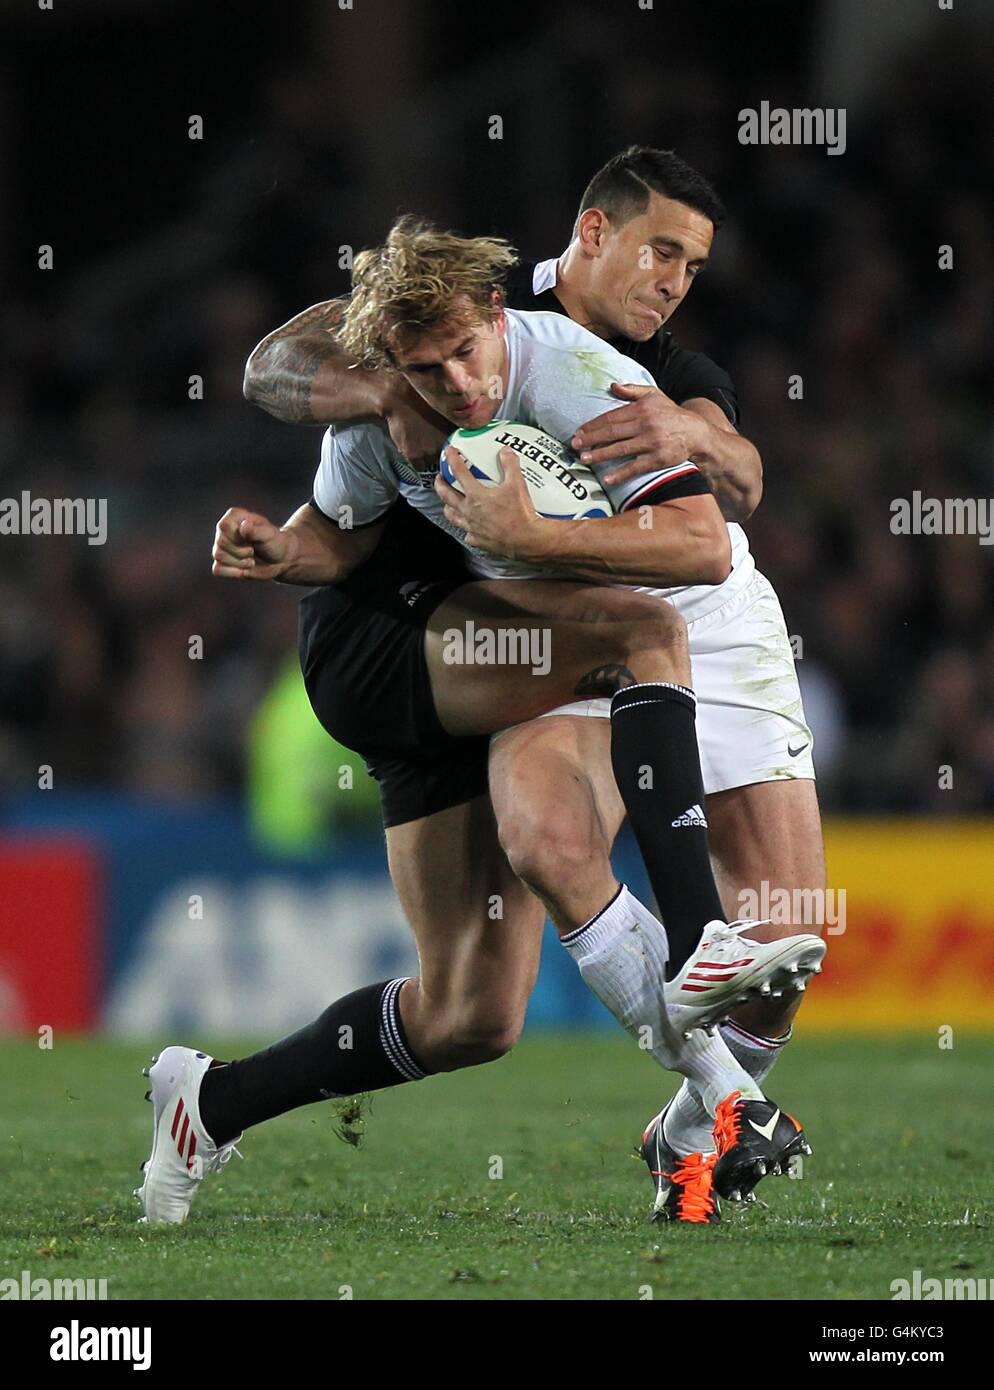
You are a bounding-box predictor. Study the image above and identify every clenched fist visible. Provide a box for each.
[212,507,297,581]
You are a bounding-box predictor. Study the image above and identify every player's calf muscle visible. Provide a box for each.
[385,802,543,1071]
[408,980,528,1070]
[396,947,538,1072]
[708,780,827,1035]
[499,824,616,930]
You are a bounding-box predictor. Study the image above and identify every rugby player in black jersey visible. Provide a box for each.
[248,148,823,1139]
[134,151,824,1228]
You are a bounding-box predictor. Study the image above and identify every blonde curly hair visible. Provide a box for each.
[340,215,519,368]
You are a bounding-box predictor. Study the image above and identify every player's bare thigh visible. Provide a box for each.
[386,793,546,1071]
[488,715,627,932]
[705,777,826,1034]
[425,578,689,738]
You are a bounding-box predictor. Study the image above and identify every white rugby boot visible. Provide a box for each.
[134,1045,242,1224]
[664,919,826,1036]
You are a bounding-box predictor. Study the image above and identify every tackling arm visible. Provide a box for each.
[242,298,386,425]
[682,396,763,522]
[573,384,764,524]
[277,503,386,584]
[243,299,451,468]
[212,501,385,586]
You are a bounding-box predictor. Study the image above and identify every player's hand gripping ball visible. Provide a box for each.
[440,420,613,520]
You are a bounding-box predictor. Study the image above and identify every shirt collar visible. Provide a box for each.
[531,256,563,296]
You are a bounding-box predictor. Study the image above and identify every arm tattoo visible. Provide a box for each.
[574,663,638,698]
[252,335,339,424]
[264,297,348,344]
[247,298,349,425]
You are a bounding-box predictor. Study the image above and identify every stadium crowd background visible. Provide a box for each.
[2,0,992,844]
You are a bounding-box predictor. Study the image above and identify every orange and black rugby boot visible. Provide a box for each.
[640,1104,720,1224]
[712,1090,811,1202]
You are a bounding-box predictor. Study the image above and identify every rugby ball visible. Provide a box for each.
[440,420,613,520]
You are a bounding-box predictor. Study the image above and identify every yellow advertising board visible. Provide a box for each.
[801,821,994,1031]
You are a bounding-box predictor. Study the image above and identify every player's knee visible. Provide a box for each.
[616,602,687,661]
[434,1005,526,1069]
[589,604,688,686]
[499,814,607,900]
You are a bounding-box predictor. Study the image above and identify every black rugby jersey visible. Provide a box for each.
[503,258,739,427]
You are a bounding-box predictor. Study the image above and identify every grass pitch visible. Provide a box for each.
[1,1033,990,1301]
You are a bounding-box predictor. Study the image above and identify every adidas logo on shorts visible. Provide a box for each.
[671,803,708,828]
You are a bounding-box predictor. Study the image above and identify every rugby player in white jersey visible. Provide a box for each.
[243,151,827,1135]
[136,222,822,1230]
[326,220,824,1205]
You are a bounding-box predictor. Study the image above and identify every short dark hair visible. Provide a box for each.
[577,145,725,231]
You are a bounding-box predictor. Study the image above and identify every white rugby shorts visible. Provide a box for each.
[520,569,816,795]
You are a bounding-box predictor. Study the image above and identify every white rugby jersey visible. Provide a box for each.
[312,307,753,622]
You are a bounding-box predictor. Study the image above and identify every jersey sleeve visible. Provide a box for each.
[311,423,399,528]
[656,342,739,426]
[609,463,712,511]
[521,336,711,514]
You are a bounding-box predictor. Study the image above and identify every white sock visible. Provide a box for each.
[561,886,762,1115]
[663,1022,793,1157]
[672,1028,764,1116]
[561,884,668,1038]
[721,1019,793,1087]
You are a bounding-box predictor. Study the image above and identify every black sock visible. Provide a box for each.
[610,682,725,975]
[198,978,430,1145]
